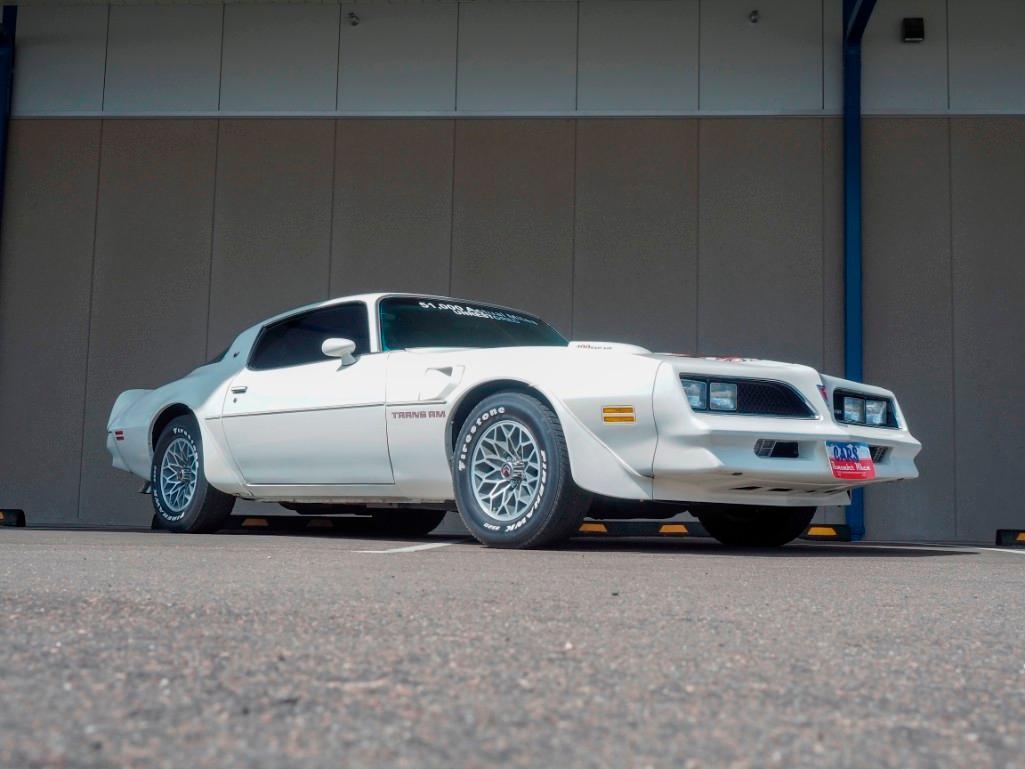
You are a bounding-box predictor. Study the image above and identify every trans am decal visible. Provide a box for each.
[390,409,447,420]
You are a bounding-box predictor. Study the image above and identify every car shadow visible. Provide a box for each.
[214,522,973,558]
[553,538,973,558]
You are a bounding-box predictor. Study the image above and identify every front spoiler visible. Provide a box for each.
[650,364,921,507]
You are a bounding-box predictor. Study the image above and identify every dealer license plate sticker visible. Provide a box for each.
[826,441,876,480]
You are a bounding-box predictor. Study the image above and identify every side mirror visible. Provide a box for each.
[322,337,357,366]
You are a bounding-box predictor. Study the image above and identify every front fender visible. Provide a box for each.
[449,349,663,501]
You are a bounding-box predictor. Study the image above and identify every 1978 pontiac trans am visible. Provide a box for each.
[107,293,921,548]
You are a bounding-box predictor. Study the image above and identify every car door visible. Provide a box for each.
[220,302,394,486]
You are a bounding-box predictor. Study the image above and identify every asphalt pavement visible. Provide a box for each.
[1,527,1023,769]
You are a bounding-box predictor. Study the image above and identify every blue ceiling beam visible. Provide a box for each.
[842,0,876,541]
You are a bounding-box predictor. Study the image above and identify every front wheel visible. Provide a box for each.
[695,505,815,547]
[453,392,590,548]
[151,416,235,533]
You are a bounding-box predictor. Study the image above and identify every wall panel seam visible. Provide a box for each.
[216,4,225,111]
[696,0,701,111]
[452,2,460,112]
[694,118,701,352]
[820,117,826,370]
[333,5,342,112]
[569,118,578,338]
[447,119,457,294]
[944,0,951,112]
[99,6,110,112]
[947,116,957,538]
[76,119,105,521]
[573,1,579,112]
[819,0,825,111]
[326,119,339,296]
[204,120,222,358]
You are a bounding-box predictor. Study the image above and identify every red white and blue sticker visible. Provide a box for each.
[826,441,875,480]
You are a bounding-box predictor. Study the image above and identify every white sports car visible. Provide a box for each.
[107,293,921,548]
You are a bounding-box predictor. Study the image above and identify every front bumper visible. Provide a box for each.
[650,364,921,507]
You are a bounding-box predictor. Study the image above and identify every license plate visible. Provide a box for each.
[826,441,876,480]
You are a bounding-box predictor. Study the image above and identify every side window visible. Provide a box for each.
[248,303,370,371]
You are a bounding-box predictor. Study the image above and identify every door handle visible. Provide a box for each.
[230,385,248,394]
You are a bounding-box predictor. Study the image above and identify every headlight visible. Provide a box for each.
[710,382,738,411]
[865,399,888,426]
[843,396,865,423]
[681,379,707,410]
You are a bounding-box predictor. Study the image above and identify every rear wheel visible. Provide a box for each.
[695,505,815,547]
[151,416,235,533]
[453,392,590,548]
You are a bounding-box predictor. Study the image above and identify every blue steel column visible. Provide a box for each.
[842,0,875,541]
[0,6,17,237]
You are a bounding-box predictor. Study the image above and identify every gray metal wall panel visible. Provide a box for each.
[862,0,949,113]
[331,120,454,297]
[220,5,341,112]
[456,2,577,112]
[697,118,823,366]
[700,0,823,112]
[862,118,955,541]
[79,120,217,526]
[13,6,108,115]
[451,119,575,333]
[5,115,1023,543]
[104,6,223,114]
[572,119,698,350]
[950,117,1025,542]
[949,0,1025,113]
[337,4,457,112]
[0,120,99,523]
[577,1,698,112]
[823,0,950,114]
[207,120,335,355]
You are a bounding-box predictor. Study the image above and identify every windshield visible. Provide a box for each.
[379,297,568,350]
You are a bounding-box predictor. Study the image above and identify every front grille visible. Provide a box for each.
[870,445,889,463]
[680,375,815,418]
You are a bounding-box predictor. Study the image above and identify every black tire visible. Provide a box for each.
[695,505,816,547]
[151,416,235,533]
[369,509,447,537]
[453,392,590,548]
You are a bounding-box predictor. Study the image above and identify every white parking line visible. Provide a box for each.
[354,540,463,554]
[979,547,1025,556]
